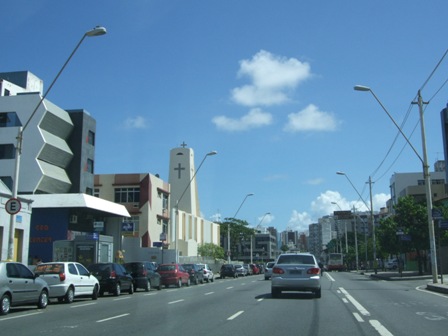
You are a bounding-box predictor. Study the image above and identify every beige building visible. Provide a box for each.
[94,173,170,261]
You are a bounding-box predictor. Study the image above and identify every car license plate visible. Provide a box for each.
[289,270,302,275]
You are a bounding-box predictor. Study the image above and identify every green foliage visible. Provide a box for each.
[280,244,289,252]
[218,218,256,259]
[197,243,225,260]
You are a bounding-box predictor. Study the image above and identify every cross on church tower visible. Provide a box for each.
[174,163,185,179]
[180,141,187,148]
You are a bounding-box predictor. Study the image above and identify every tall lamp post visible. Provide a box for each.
[6,26,107,261]
[337,171,375,270]
[173,150,217,262]
[354,84,438,284]
[228,193,254,263]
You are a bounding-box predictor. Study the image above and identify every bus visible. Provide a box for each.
[326,253,345,271]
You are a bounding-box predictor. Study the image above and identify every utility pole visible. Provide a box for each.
[368,176,377,273]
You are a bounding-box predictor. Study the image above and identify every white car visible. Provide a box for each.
[34,262,99,303]
[197,263,214,282]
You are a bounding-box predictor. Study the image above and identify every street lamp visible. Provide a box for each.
[336,171,375,271]
[331,202,348,253]
[173,150,217,262]
[228,193,254,263]
[6,26,107,261]
[354,85,438,283]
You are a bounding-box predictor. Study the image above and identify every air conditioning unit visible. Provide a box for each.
[69,215,78,223]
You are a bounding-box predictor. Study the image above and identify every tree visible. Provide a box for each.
[197,243,225,260]
[280,244,289,252]
[376,196,428,274]
[219,218,255,259]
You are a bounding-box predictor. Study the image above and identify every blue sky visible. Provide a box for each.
[2,1,448,233]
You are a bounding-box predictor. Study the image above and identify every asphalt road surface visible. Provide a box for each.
[1,272,447,336]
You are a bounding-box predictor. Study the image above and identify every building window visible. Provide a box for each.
[87,130,95,146]
[114,187,140,203]
[433,179,444,185]
[418,180,425,186]
[0,112,21,127]
[0,144,15,159]
[4,89,10,96]
[94,188,100,197]
[86,159,94,173]
[85,187,93,195]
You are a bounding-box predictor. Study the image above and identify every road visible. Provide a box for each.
[1,272,447,336]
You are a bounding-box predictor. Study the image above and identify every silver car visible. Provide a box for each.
[0,261,49,315]
[197,263,214,282]
[264,261,275,280]
[271,253,321,298]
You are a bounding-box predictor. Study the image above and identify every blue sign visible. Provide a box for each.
[432,208,443,220]
[122,222,134,232]
[153,242,163,247]
[439,220,448,230]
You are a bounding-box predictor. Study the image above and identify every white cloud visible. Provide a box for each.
[284,104,338,132]
[305,178,324,185]
[212,108,272,131]
[231,50,311,106]
[287,190,391,232]
[287,210,312,233]
[124,116,147,129]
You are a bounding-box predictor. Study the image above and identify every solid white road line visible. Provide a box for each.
[168,299,185,304]
[369,320,394,336]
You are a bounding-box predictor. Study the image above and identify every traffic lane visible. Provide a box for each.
[329,271,448,335]
[0,276,264,335]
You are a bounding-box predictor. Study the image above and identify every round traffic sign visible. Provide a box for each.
[5,198,21,215]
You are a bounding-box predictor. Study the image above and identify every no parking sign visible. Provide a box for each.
[5,198,21,215]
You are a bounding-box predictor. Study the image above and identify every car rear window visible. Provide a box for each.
[277,255,315,265]
[35,263,64,274]
[158,265,176,271]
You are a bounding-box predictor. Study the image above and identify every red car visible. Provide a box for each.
[157,263,190,288]
[250,264,260,275]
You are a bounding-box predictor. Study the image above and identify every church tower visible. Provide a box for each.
[168,142,200,217]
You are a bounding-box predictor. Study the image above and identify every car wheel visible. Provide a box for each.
[210,276,214,283]
[193,277,198,285]
[315,288,322,299]
[128,282,134,294]
[186,278,191,287]
[37,290,49,309]
[92,285,99,300]
[200,277,204,284]
[271,287,281,298]
[145,279,151,292]
[177,278,182,288]
[64,287,75,303]
[115,283,121,296]
[1,294,11,315]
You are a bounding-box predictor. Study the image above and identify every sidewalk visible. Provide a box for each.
[354,270,448,295]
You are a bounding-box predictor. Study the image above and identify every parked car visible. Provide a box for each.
[124,261,162,291]
[197,263,214,282]
[182,264,204,285]
[157,264,190,288]
[220,264,237,279]
[264,261,275,280]
[87,263,134,296]
[34,262,99,303]
[0,261,49,315]
[243,264,253,275]
[250,264,260,275]
[385,259,399,270]
[271,253,321,298]
[234,264,247,277]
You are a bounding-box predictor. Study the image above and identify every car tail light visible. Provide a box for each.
[110,270,117,279]
[204,270,207,274]
[307,268,321,275]
[272,267,285,274]
[143,269,147,276]
[58,272,66,281]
